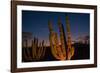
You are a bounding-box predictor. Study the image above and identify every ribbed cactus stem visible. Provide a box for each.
[58,17,66,60]
[66,16,74,60]
[38,40,46,59]
[48,19,67,60]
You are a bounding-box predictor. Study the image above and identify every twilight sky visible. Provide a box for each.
[22,10,90,46]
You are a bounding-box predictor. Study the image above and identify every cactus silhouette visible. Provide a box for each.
[32,37,46,60]
[23,37,46,61]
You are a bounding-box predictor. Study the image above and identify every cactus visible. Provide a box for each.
[32,37,46,61]
[48,16,75,60]
[23,37,46,61]
[48,20,66,60]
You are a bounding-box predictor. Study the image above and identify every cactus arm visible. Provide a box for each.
[71,46,74,58]
[40,41,44,58]
[48,20,59,59]
[34,37,37,58]
[42,46,46,59]
[58,17,67,59]
[67,46,74,60]
[41,40,46,59]
[66,16,75,60]
[37,43,41,59]
[32,40,35,59]
[37,42,43,59]
[49,33,59,59]
[32,38,36,59]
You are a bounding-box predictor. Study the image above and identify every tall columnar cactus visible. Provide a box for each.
[32,37,46,60]
[48,20,66,60]
[66,16,74,60]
